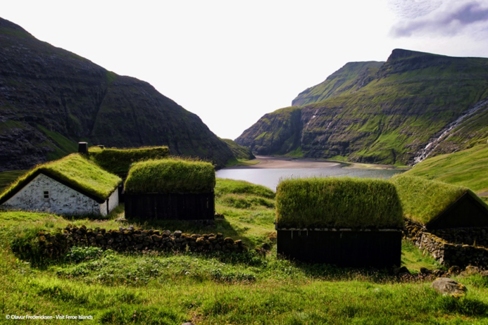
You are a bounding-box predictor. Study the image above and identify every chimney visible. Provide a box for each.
[78,142,88,154]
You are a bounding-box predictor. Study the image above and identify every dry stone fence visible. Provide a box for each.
[35,225,247,260]
[404,219,488,268]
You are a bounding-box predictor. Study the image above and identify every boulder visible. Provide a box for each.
[432,277,467,298]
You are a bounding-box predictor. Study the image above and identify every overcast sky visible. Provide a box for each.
[3,0,488,139]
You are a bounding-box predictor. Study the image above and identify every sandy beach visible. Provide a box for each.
[227,156,407,170]
[231,156,342,169]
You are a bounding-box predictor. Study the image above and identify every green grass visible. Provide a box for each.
[0,154,121,203]
[404,144,488,195]
[276,177,404,229]
[391,174,471,225]
[220,138,255,160]
[0,170,26,191]
[88,146,170,178]
[124,158,215,194]
[37,125,78,161]
[1,178,488,324]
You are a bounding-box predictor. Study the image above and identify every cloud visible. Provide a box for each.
[390,0,488,37]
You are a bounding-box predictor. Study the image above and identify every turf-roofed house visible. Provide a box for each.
[87,145,170,179]
[275,177,404,267]
[124,159,216,221]
[392,174,488,268]
[0,153,122,216]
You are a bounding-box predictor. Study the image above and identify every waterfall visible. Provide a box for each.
[412,98,488,164]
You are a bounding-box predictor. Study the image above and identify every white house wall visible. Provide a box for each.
[4,173,101,215]
[99,187,119,216]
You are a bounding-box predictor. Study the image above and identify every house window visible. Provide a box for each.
[43,191,49,199]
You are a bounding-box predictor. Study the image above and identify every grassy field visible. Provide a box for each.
[1,178,488,324]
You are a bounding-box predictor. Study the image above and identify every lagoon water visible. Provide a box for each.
[216,166,404,191]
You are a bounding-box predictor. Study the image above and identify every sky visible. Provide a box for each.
[3,0,488,140]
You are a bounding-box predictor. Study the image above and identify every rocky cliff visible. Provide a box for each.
[236,49,488,165]
[0,17,234,171]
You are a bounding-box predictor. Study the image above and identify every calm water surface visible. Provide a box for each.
[216,166,404,191]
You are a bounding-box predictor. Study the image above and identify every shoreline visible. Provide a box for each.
[224,156,408,170]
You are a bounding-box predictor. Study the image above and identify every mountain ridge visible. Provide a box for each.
[0,17,236,171]
[236,49,488,165]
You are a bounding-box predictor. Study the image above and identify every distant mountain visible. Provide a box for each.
[0,17,234,171]
[236,49,488,165]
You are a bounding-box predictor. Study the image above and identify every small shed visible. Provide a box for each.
[124,159,215,220]
[0,154,122,216]
[275,177,404,267]
[391,175,488,230]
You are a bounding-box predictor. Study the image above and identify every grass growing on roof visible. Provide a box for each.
[0,154,121,203]
[275,177,403,229]
[390,174,468,225]
[88,146,170,178]
[124,158,215,194]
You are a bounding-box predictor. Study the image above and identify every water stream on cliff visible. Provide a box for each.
[412,98,488,164]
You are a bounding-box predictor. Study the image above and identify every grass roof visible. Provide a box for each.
[275,177,403,229]
[0,154,121,203]
[390,174,470,225]
[124,158,215,194]
[89,146,170,178]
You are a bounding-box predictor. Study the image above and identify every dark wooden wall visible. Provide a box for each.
[125,192,214,220]
[277,229,402,267]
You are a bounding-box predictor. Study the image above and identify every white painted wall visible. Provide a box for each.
[99,187,119,216]
[3,173,118,216]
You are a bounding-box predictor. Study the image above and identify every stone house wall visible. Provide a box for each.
[3,173,117,216]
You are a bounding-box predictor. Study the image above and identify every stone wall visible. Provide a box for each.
[404,219,488,268]
[430,227,488,247]
[417,232,488,268]
[36,225,247,260]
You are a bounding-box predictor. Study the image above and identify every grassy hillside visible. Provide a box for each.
[404,144,488,197]
[0,17,235,171]
[2,178,487,324]
[237,106,303,155]
[292,61,384,106]
[221,138,255,160]
[236,49,488,165]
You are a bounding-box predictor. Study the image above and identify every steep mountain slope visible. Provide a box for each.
[236,49,488,165]
[0,17,234,171]
[292,61,384,107]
